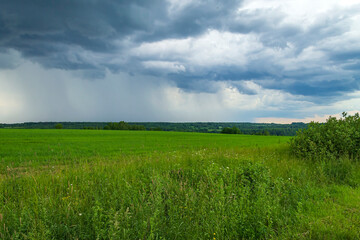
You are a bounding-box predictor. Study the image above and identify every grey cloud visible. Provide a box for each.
[230,7,352,51]
[1,0,360,106]
[159,58,359,103]
[229,8,287,34]
[0,0,244,72]
[130,45,360,101]
[329,50,360,64]
[135,0,244,41]
[343,61,360,71]
[0,49,23,69]
[130,3,360,100]
[150,5,360,100]
[0,62,237,123]
[0,0,167,69]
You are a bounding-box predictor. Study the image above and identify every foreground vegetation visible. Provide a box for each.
[1,129,360,239]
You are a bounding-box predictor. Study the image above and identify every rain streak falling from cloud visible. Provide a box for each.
[1,0,360,123]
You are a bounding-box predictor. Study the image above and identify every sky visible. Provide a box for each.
[1,0,360,123]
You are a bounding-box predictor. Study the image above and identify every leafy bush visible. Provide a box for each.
[290,112,360,160]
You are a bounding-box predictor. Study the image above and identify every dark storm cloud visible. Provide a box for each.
[165,65,271,93]
[135,0,243,41]
[343,61,360,71]
[329,50,360,64]
[166,63,359,98]
[0,0,168,70]
[1,0,360,105]
[0,0,243,70]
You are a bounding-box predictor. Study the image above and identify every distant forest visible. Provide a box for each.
[0,121,307,136]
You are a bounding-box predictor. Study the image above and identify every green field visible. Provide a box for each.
[1,129,360,239]
[0,129,289,168]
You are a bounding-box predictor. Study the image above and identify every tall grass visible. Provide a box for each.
[0,130,360,239]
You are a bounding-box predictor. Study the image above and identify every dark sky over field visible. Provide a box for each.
[1,0,360,123]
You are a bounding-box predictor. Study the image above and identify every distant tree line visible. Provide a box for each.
[0,121,307,136]
[220,126,272,135]
[103,121,146,130]
[83,126,102,130]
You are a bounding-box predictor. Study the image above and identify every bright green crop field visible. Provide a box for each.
[1,129,360,239]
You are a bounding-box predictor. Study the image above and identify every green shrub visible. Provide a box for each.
[290,112,360,160]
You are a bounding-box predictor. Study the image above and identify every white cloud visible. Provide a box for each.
[133,29,264,68]
[241,0,360,27]
[219,81,313,112]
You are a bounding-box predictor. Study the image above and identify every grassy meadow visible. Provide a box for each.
[1,129,360,239]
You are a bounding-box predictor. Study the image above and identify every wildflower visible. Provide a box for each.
[79,213,82,216]
[62,196,70,200]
